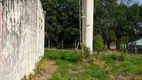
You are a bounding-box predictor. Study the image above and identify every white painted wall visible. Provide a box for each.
[0,0,2,78]
[0,0,45,80]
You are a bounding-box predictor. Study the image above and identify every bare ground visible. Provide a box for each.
[113,74,142,80]
[31,60,58,80]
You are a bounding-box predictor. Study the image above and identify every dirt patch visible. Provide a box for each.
[113,74,142,80]
[68,68,84,74]
[31,60,58,80]
[93,50,121,54]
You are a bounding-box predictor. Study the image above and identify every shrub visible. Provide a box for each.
[61,51,82,62]
[94,34,105,53]
[21,75,27,80]
[82,45,90,59]
[110,53,125,61]
[110,54,119,61]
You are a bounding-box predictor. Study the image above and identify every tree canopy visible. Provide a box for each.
[41,0,142,49]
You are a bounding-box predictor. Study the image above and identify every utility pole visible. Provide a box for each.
[82,0,94,54]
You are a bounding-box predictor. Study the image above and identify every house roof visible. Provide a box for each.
[136,23,142,28]
[129,36,142,42]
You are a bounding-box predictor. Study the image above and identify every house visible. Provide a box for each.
[128,23,142,53]
[128,37,142,53]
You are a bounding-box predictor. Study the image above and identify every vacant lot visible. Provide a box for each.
[30,50,142,80]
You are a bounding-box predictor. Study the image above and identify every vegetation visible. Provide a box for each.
[13,0,142,80]
[41,0,142,50]
[94,34,105,52]
[30,50,142,80]
[41,0,80,48]
[44,50,82,62]
[94,0,142,49]
[38,0,142,79]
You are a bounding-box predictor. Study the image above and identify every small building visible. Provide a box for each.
[0,0,45,80]
[128,37,142,53]
[128,22,142,53]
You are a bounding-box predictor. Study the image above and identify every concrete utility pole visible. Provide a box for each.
[82,0,94,54]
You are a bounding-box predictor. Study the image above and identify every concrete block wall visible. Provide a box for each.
[0,0,2,68]
[0,0,45,80]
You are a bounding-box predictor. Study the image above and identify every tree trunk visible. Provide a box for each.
[77,42,79,50]
[107,41,110,49]
[62,37,64,49]
[48,38,50,48]
[116,41,120,50]
[126,36,129,49]
[75,40,77,49]
[116,37,121,50]
[79,0,82,48]
[134,42,137,53]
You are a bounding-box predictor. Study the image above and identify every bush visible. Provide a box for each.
[94,34,105,53]
[61,51,82,62]
[110,53,125,61]
[82,45,90,59]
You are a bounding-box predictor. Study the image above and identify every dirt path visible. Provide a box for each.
[31,60,58,80]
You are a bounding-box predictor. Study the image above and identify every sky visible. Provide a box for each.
[138,0,142,4]
[118,0,142,5]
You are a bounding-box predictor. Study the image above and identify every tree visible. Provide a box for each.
[41,0,142,51]
[41,0,80,48]
[94,0,140,50]
[94,0,118,49]
[94,34,105,53]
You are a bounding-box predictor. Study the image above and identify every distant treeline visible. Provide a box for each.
[41,0,142,50]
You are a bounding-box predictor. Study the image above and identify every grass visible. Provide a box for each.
[98,53,142,75]
[44,50,82,62]
[35,50,142,80]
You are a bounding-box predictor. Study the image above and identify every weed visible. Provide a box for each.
[82,45,90,59]
[28,73,34,80]
[34,57,45,74]
[21,75,27,80]
[31,50,142,80]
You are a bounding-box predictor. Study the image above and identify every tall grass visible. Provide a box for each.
[34,50,142,80]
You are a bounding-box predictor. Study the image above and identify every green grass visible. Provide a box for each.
[44,50,82,62]
[43,50,142,80]
[99,53,142,75]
